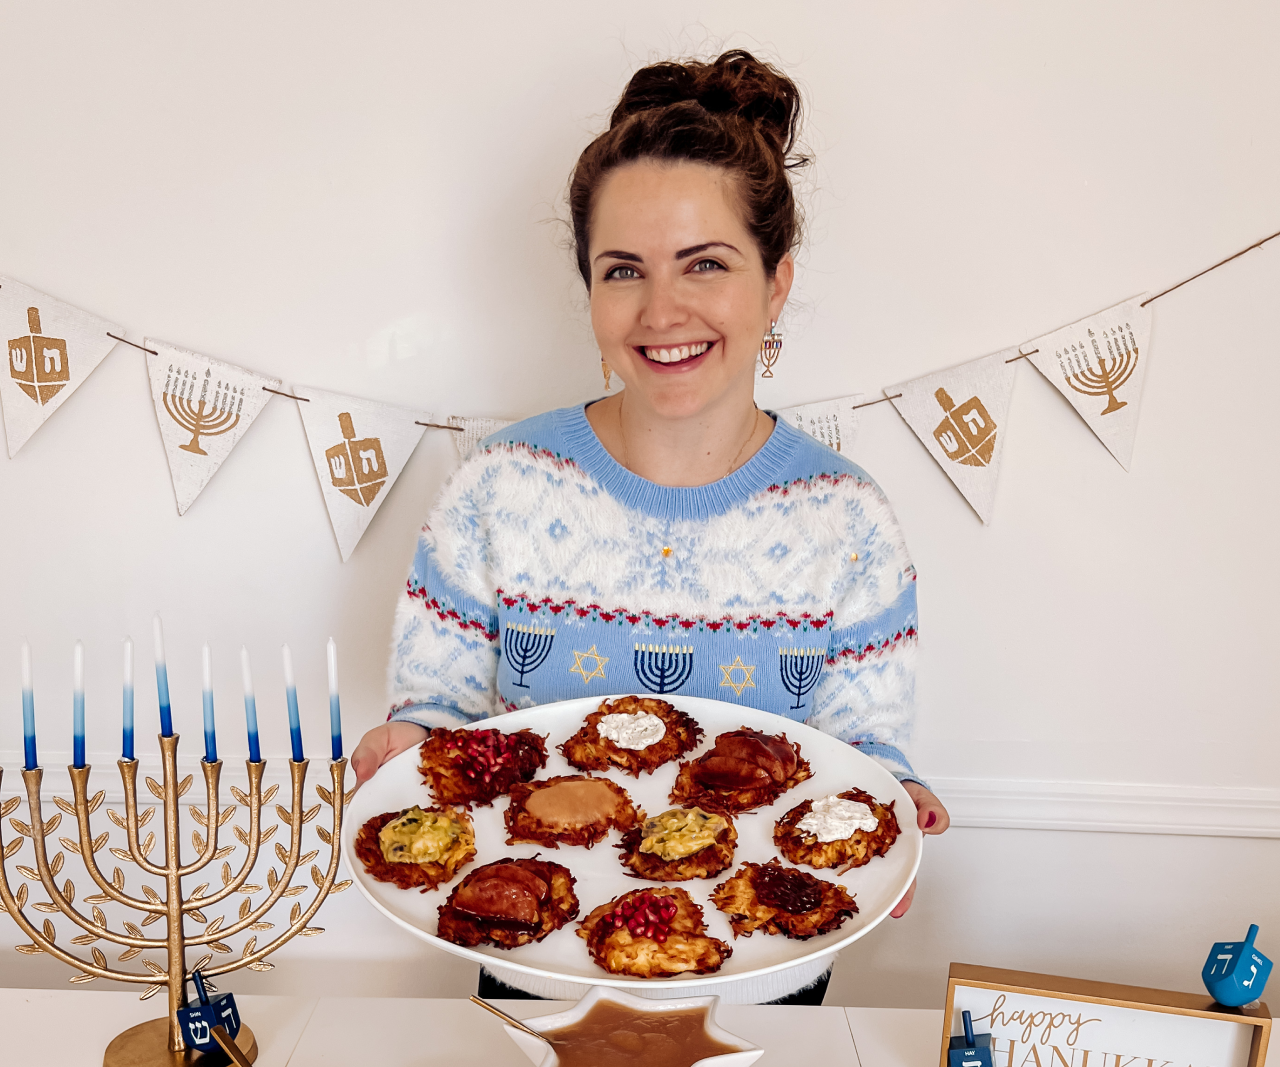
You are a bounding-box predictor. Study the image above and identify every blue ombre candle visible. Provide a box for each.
[240,646,261,764]
[122,638,135,761]
[281,644,303,763]
[326,638,343,761]
[153,615,173,737]
[20,640,37,771]
[201,644,217,764]
[72,641,85,769]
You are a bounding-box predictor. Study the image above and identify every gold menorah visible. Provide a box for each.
[759,324,783,378]
[0,734,351,1064]
[163,366,244,455]
[1061,326,1139,416]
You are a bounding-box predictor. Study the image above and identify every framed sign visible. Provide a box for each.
[942,963,1271,1067]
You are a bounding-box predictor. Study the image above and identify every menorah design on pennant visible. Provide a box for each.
[162,365,244,455]
[0,734,351,1063]
[1059,324,1139,416]
[778,647,824,711]
[634,644,695,695]
[504,623,555,688]
[9,306,70,406]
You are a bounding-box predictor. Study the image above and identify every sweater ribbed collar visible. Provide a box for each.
[555,401,801,521]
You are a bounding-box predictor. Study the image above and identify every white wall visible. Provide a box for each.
[1,1,1276,1006]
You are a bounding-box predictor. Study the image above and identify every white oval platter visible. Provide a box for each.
[340,695,922,992]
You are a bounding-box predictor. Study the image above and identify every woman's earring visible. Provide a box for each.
[759,321,783,378]
[601,359,613,392]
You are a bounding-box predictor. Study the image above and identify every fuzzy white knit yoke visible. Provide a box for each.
[388,403,922,785]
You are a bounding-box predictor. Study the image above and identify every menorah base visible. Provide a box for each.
[104,1019,257,1067]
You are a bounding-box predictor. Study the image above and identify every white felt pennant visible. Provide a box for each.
[0,276,123,456]
[776,395,863,456]
[297,386,428,561]
[888,349,1018,524]
[449,416,513,462]
[1026,295,1152,471]
[145,341,280,515]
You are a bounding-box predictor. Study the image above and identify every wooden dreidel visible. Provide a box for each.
[176,970,244,1053]
[1203,924,1273,1007]
[949,1010,995,1067]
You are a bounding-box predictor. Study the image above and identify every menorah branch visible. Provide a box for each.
[177,759,222,876]
[198,759,347,978]
[119,760,173,878]
[65,765,164,914]
[184,760,310,947]
[181,761,267,912]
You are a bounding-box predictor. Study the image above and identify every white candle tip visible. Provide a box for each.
[74,641,84,689]
[281,644,295,687]
[21,640,32,688]
[123,638,134,686]
[152,615,166,663]
[202,644,212,689]
[240,646,254,696]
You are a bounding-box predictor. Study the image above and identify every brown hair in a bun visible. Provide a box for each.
[569,49,807,287]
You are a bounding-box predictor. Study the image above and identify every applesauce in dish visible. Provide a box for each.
[542,999,738,1066]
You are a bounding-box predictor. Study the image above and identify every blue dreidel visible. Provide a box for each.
[176,971,243,1051]
[948,1010,995,1067]
[1203,924,1272,1007]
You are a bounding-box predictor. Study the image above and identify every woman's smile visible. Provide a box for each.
[637,339,715,368]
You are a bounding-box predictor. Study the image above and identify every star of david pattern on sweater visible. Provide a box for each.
[387,403,923,785]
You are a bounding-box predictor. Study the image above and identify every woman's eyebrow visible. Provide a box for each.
[675,241,740,260]
[594,250,643,263]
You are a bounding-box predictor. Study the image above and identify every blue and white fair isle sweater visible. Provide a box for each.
[387,403,921,1000]
[389,402,921,782]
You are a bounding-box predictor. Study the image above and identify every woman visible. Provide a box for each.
[352,49,949,1004]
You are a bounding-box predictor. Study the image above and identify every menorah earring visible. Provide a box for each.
[601,359,612,392]
[759,321,783,378]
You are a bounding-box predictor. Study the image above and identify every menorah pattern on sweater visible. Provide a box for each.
[387,403,923,784]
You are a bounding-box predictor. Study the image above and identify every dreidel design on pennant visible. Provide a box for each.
[932,388,997,467]
[175,971,242,1052]
[1203,923,1272,1007]
[948,1010,995,1067]
[8,307,70,405]
[325,411,388,506]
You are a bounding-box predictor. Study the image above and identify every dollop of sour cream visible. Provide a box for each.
[597,711,666,750]
[797,795,878,842]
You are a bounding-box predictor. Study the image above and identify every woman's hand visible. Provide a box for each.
[350,721,429,786]
[889,780,950,919]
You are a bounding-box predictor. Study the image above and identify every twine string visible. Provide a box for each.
[849,394,902,411]
[263,387,309,401]
[106,332,157,355]
[1141,227,1280,307]
[415,421,465,432]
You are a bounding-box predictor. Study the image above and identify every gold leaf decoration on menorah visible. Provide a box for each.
[0,741,351,1049]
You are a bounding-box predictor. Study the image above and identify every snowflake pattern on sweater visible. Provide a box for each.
[388,403,923,784]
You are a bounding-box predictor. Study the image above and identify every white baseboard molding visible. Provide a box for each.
[4,752,1279,839]
[932,776,1280,838]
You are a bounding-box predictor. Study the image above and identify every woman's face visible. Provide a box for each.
[588,159,793,420]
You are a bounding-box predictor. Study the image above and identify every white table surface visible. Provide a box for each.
[7,990,1268,1067]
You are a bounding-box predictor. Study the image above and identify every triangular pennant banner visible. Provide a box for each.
[776,395,863,455]
[1025,295,1151,470]
[297,386,428,561]
[888,349,1018,524]
[145,340,280,515]
[449,416,513,462]
[0,276,123,457]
